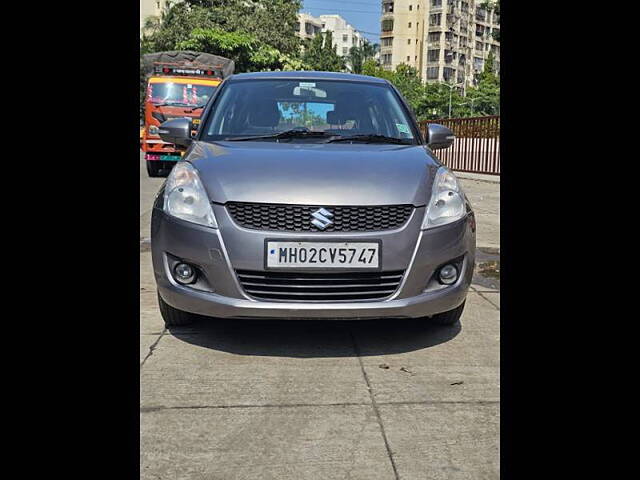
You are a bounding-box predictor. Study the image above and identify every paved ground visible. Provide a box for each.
[140,153,500,479]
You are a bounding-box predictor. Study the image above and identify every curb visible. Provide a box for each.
[455,172,500,184]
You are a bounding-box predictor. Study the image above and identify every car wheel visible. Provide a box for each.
[430,301,465,326]
[146,160,162,177]
[157,291,195,326]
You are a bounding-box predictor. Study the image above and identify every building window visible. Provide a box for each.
[427,49,440,62]
[432,0,442,6]
[343,34,348,42]
[408,22,412,28]
[428,32,441,43]
[382,54,393,65]
[474,57,483,71]
[381,19,394,32]
[427,67,439,79]
[409,4,413,11]
[444,50,455,63]
[382,1,394,13]
[429,14,442,26]
[408,39,411,45]
[443,67,455,81]
[476,41,483,51]
[343,47,348,55]
[381,37,393,47]
[407,56,410,62]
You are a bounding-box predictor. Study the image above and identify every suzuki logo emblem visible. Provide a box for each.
[311,208,334,230]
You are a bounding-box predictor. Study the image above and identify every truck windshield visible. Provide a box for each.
[148,82,216,107]
[202,79,417,142]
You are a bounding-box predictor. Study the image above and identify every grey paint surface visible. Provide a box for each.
[188,141,438,206]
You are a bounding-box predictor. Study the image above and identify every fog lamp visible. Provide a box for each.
[438,264,458,285]
[174,263,196,284]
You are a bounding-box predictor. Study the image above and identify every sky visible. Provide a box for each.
[299,0,381,44]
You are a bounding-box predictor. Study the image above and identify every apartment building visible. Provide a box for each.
[140,0,176,33]
[297,13,323,41]
[319,15,366,57]
[380,0,500,87]
[296,13,366,57]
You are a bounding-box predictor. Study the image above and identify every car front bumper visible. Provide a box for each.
[151,203,476,320]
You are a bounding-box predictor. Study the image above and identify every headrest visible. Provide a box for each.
[248,99,281,127]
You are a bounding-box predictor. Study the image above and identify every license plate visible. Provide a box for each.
[266,241,380,269]
[192,118,201,125]
[160,155,180,161]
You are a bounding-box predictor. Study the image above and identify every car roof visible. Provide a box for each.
[227,71,389,84]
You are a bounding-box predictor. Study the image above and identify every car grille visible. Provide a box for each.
[226,202,414,232]
[236,270,405,302]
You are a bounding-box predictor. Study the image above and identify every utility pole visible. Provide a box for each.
[443,81,463,118]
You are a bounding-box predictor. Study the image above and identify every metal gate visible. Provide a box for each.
[419,116,500,175]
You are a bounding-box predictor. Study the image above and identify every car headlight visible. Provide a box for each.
[148,125,159,135]
[163,162,217,228]
[422,167,467,229]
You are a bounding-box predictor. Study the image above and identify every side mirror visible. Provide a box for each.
[427,124,455,150]
[158,117,193,147]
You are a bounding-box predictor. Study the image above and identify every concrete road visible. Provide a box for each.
[140,152,500,479]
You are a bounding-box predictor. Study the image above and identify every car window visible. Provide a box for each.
[202,79,416,141]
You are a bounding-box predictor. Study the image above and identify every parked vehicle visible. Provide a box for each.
[151,71,475,327]
[140,51,234,177]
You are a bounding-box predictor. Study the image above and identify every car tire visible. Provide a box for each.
[430,301,466,326]
[146,160,163,177]
[157,291,195,326]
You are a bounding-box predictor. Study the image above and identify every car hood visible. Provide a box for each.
[187,141,440,206]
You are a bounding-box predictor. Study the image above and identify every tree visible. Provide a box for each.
[302,32,345,72]
[142,1,302,56]
[466,52,499,115]
[177,28,309,72]
[346,41,379,74]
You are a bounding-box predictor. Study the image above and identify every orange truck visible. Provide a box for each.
[141,51,234,177]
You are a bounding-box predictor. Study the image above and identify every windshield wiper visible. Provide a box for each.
[153,102,193,108]
[225,129,333,142]
[324,134,413,145]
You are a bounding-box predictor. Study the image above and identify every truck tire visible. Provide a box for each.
[146,160,163,177]
[429,301,466,326]
[158,291,195,327]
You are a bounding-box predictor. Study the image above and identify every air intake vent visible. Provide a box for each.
[236,270,404,302]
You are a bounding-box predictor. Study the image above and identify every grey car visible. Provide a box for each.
[151,71,475,327]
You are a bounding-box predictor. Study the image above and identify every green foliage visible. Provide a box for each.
[301,32,346,72]
[176,28,309,72]
[142,1,302,56]
[346,42,379,74]
[466,53,500,116]
[361,60,499,121]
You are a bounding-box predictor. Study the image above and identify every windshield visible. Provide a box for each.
[202,79,417,142]
[148,82,217,107]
